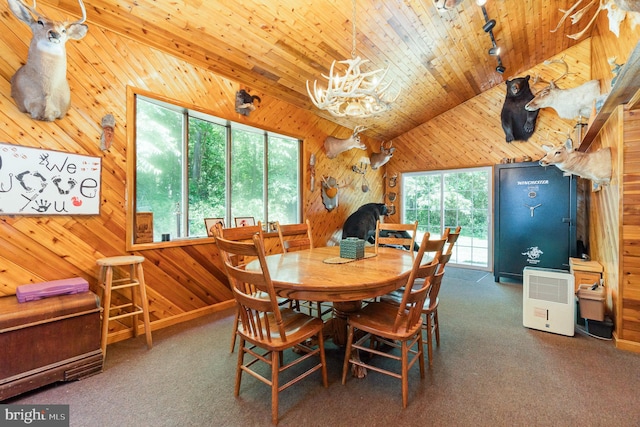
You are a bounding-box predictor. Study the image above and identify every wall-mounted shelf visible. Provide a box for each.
[580,41,640,151]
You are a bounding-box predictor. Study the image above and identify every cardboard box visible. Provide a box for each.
[577,284,605,321]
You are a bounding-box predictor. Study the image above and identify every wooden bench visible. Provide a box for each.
[0,291,103,401]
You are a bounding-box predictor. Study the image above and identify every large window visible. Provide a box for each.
[128,90,301,247]
[403,167,492,270]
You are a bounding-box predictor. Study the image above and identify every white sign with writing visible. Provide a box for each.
[0,142,101,215]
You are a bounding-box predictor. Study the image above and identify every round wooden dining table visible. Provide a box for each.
[245,246,417,346]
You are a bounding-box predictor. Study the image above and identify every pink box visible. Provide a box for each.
[16,277,89,303]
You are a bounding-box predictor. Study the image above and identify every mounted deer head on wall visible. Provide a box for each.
[8,0,88,121]
[370,141,395,170]
[525,58,605,120]
[324,125,367,159]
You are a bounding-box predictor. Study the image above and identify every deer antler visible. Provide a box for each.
[531,57,571,92]
[551,0,604,39]
[544,57,572,86]
[352,125,368,135]
[551,0,585,32]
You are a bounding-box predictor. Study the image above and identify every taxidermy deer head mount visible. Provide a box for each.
[324,125,367,159]
[8,0,88,121]
[526,58,605,120]
[370,141,395,170]
[235,89,261,116]
[539,138,612,185]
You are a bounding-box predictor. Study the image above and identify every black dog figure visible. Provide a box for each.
[342,203,388,243]
[501,75,539,142]
[342,203,420,250]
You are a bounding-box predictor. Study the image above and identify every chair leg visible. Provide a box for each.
[317,328,329,388]
[418,332,426,378]
[426,314,434,367]
[434,309,440,346]
[341,325,355,384]
[401,340,409,409]
[271,349,280,425]
[235,337,245,397]
[230,306,239,353]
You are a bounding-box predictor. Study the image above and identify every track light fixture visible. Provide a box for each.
[496,56,505,73]
[479,3,506,75]
[483,19,496,33]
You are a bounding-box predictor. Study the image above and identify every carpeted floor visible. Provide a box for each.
[7,267,640,426]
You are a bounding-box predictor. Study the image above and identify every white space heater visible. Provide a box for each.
[523,267,575,336]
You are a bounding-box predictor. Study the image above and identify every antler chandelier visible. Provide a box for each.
[306,0,399,118]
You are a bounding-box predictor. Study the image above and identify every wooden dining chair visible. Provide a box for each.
[378,232,445,299]
[439,226,461,272]
[213,221,266,353]
[275,219,313,253]
[275,219,331,319]
[374,220,419,253]
[341,231,441,408]
[422,225,461,363]
[215,234,328,425]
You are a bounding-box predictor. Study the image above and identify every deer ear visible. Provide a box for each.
[67,23,89,40]
[564,138,573,150]
[8,0,35,25]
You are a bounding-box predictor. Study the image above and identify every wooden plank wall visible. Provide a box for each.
[587,106,621,331]
[0,5,385,340]
[0,4,638,344]
[588,14,640,351]
[620,108,640,347]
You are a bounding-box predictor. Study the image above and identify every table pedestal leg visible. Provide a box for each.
[331,300,361,346]
[332,300,367,378]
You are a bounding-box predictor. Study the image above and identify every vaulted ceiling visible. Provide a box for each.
[43,0,596,140]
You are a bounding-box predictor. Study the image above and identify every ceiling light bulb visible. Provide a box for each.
[483,19,496,33]
[476,0,488,5]
[488,46,501,56]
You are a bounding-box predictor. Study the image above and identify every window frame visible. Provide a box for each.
[125,86,303,250]
[401,166,493,271]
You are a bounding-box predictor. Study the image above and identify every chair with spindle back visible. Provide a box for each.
[341,232,443,408]
[213,221,265,353]
[216,233,327,425]
[422,225,462,363]
[275,219,332,319]
[374,220,419,253]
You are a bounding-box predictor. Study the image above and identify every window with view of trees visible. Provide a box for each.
[129,92,301,246]
[402,167,492,269]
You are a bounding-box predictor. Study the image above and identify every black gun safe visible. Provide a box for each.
[494,162,577,282]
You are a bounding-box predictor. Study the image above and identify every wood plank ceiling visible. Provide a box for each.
[42,0,593,141]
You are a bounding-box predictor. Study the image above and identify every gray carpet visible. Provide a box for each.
[7,268,640,426]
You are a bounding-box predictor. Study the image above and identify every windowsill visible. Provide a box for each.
[130,236,216,251]
[129,230,281,251]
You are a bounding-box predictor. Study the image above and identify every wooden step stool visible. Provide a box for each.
[96,255,152,358]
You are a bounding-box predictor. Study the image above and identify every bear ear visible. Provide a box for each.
[525,75,530,81]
